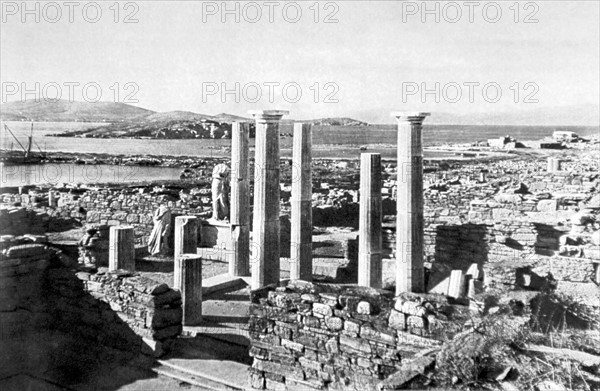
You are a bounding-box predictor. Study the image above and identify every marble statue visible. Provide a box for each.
[211,163,230,221]
[148,202,172,255]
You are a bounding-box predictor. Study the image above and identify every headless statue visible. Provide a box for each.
[148,203,172,255]
[211,163,230,221]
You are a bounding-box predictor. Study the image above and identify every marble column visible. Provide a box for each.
[249,110,288,289]
[290,123,313,281]
[547,157,555,173]
[230,122,251,276]
[358,153,383,288]
[108,225,135,271]
[48,191,55,207]
[174,254,202,325]
[392,112,430,294]
[174,216,198,258]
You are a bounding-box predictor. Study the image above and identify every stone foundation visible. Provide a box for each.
[1,236,182,383]
[248,281,457,391]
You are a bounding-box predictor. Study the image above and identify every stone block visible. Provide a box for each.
[281,338,304,352]
[537,199,557,212]
[312,303,332,317]
[324,316,343,331]
[339,335,371,354]
[249,372,265,390]
[146,307,183,329]
[356,301,371,315]
[303,315,321,328]
[265,378,286,391]
[388,310,406,330]
[343,319,361,335]
[325,338,339,354]
[299,357,322,372]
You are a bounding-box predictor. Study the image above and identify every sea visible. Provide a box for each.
[1,121,598,187]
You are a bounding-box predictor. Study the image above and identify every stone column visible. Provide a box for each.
[358,153,383,288]
[174,254,202,325]
[547,157,555,173]
[392,112,430,294]
[48,190,56,207]
[230,122,251,276]
[249,110,288,289]
[108,225,135,271]
[290,123,313,281]
[174,216,198,258]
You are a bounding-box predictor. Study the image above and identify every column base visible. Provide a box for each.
[200,219,233,249]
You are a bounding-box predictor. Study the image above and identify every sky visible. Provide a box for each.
[1,1,599,122]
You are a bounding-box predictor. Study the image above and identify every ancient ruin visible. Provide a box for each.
[393,112,429,293]
[1,111,599,391]
[290,122,313,281]
[250,110,289,289]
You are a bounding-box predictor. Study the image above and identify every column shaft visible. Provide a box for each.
[393,112,430,294]
[358,153,383,288]
[174,216,198,258]
[249,110,288,289]
[290,123,313,281]
[230,122,250,276]
[109,226,135,271]
[174,254,202,325]
[48,191,56,208]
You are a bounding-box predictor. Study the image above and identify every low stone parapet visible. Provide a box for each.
[248,281,449,390]
[74,269,183,356]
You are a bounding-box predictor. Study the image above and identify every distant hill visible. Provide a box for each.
[54,116,232,139]
[145,111,214,122]
[212,113,252,122]
[361,104,600,126]
[279,117,368,127]
[0,100,154,122]
[299,117,368,126]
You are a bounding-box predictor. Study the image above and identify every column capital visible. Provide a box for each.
[391,112,430,124]
[248,110,289,123]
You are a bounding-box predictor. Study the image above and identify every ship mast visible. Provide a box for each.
[26,123,33,157]
[3,124,28,155]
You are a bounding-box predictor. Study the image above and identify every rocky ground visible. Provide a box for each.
[1,135,599,390]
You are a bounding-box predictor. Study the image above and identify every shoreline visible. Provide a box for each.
[0,142,533,168]
[1,135,596,190]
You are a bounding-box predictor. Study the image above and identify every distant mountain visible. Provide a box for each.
[299,117,368,126]
[0,100,154,122]
[278,117,368,127]
[362,104,600,126]
[212,113,252,122]
[145,111,214,122]
[54,116,232,139]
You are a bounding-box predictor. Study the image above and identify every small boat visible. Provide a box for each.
[0,123,45,165]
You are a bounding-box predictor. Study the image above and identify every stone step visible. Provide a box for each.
[183,320,251,347]
[202,273,249,296]
[153,363,239,390]
[155,357,251,391]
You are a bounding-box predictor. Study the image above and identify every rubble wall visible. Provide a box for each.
[2,189,208,245]
[422,163,599,291]
[248,282,448,391]
[0,240,182,379]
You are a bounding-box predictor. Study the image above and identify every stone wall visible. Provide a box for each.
[422,155,599,291]
[0,236,182,381]
[0,242,55,378]
[62,268,183,356]
[2,187,211,245]
[0,205,78,235]
[247,281,465,391]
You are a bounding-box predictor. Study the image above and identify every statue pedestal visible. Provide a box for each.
[200,218,233,251]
